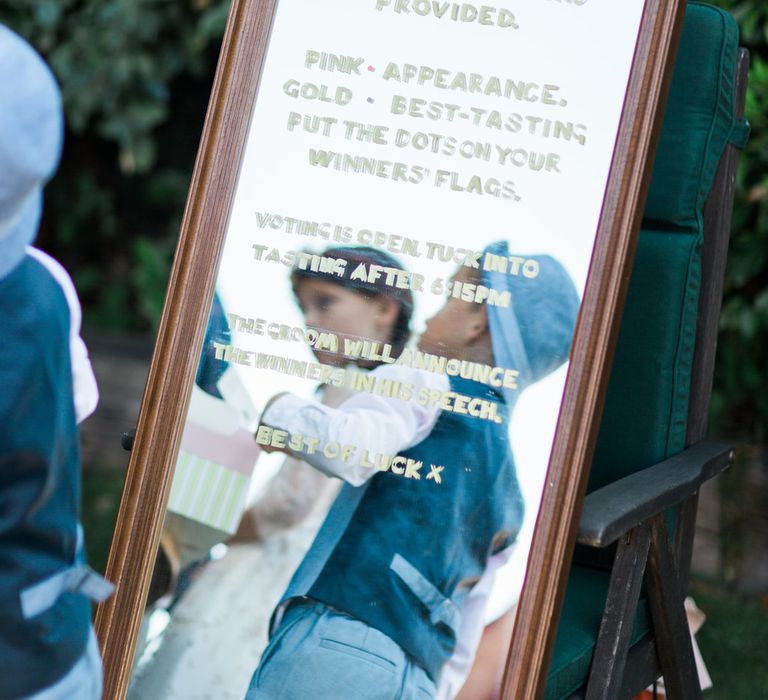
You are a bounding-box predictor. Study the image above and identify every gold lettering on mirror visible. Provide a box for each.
[96,1,686,698]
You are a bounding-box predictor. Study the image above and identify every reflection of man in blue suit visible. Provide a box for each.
[246,242,579,699]
[0,25,113,699]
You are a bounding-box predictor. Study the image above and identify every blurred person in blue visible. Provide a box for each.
[245,241,579,699]
[0,24,113,699]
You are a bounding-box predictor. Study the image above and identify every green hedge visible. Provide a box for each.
[0,0,230,329]
[707,1,768,441]
[2,0,766,441]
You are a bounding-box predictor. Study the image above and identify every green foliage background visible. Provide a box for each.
[706,0,768,441]
[1,0,766,441]
[0,0,231,328]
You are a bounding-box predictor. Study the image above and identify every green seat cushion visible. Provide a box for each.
[588,229,701,492]
[545,565,651,700]
[643,2,742,233]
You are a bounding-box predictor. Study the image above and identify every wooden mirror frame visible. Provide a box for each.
[95,1,686,697]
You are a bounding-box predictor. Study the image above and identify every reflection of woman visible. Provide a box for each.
[245,242,579,699]
[128,247,415,699]
[235,246,414,541]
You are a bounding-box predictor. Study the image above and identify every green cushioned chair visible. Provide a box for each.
[545,4,750,699]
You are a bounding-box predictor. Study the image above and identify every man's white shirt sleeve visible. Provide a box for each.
[26,247,99,423]
[261,364,449,486]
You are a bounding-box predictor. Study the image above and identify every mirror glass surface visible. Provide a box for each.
[127,1,646,697]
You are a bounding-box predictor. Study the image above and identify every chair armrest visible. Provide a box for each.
[577,441,734,548]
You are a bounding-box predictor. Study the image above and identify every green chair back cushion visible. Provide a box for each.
[588,1,742,493]
[643,1,744,232]
[547,4,742,698]
[588,229,701,492]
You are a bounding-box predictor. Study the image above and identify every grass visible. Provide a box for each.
[81,467,126,575]
[691,577,768,700]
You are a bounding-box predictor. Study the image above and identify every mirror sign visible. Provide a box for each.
[97,0,682,698]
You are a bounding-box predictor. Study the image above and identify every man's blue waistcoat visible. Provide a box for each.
[0,257,91,698]
[278,375,524,681]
